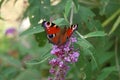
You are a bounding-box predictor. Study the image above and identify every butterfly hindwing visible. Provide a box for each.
[42,21,61,44]
[42,21,78,45]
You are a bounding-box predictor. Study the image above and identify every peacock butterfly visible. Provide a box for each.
[42,21,78,46]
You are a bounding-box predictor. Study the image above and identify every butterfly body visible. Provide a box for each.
[42,21,78,45]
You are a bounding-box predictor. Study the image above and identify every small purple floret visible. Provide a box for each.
[5,28,16,34]
[5,27,17,38]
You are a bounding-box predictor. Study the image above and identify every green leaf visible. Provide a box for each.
[77,39,93,49]
[99,52,114,65]
[99,0,110,16]
[77,36,96,59]
[78,5,96,30]
[76,31,98,69]
[25,50,51,65]
[86,19,103,31]
[25,53,51,65]
[109,15,120,35]
[0,0,4,8]
[25,43,52,65]
[0,55,22,69]
[53,18,68,26]
[84,31,107,38]
[20,25,44,36]
[65,0,72,17]
[0,76,3,80]
[85,60,92,80]
[78,5,95,21]
[72,0,79,11]
[99,0,120,16]
[97,66,116,80]
[2,67,18,79]
[16,69,40,80]
[0,16,4,20]
[25,0,51,25]
[34,32,47,47]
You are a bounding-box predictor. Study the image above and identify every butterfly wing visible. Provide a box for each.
[42,21,78,45]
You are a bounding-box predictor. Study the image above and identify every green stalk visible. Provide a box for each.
[70,2,74,25]
[109,15,120,35]
[115,37,120,80]
[102,9,120,27]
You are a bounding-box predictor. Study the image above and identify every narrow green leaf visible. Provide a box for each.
[76,31,98,69]
[0,16,4,20]
[78,5,95,22]
[84,31,107,38]
[109,15,120,35]
[97,66,116,80]
[77,39,93,49]
[25,44,52,65]
[25,54,51,65]
[76,31,94,49]
[72,0,79,11]
[2,67,18,78]
[99,0,110,16]
[25,50,51,65]
[0,55,22,69]
[0,0,4,8]
[77,39,98,70]
[102,9,120,27]
[65,0,72,17]
[16,69,40,80]
[99,52,114,65]
[20,25,44,36]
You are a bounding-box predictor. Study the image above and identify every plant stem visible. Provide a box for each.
[53,67,60,80]
[78,0,100,7]
[69,2,85,39]
[75,31,84,39]
[70,2,74,25]
[115,37,120,80]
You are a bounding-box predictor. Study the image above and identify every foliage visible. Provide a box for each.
[0,0,120,80]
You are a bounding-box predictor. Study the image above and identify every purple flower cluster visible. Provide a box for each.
[48,37,80,80]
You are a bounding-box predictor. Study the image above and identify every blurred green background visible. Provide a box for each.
[0,0,120,80]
